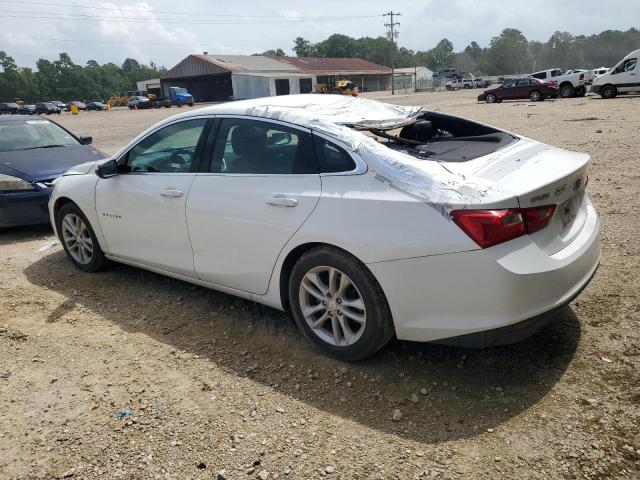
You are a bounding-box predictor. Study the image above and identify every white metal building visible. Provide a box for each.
[162,54,392,101]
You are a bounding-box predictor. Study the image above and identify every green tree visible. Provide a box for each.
[0,51,17,73]
[486,28,530,74]
[255,48,286,56]
[293,37,317,57]
[430,38,454,69]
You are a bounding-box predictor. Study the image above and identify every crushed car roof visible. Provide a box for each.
[170,94,423,133]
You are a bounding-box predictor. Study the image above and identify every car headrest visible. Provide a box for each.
[231,125,267,156]
[400,120,434,143]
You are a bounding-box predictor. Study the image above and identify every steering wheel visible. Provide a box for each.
[155,149,192,172]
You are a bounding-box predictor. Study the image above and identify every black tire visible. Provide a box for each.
[529,90,542,102]
[55,202,108,273]
[288,246,394,361]
[600,85,617,99]
[575,86,586,97]
[485,92,497,103]
[559,83,574,98]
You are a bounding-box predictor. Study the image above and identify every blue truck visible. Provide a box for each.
[148,87,195,108]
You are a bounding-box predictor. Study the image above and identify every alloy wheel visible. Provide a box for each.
[61,213,94,265]
[298,266,367,347]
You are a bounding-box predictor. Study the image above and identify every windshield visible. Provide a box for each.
[0,120,80,152]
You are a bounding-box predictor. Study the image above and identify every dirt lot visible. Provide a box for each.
[1,90,639,480]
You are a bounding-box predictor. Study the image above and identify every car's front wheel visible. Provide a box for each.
[600,85,617,99]
[289,247,394,361]
[485,92,497,103]
[56,203,108,272]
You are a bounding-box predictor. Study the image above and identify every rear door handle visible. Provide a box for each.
[266,196,298,207]
[160,189,183,197]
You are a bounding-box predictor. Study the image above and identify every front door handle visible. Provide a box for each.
[160,189,183,197]
[266,196,298,207]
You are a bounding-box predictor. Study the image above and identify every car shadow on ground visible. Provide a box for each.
[24,251,581,444]
[0,224,53,246]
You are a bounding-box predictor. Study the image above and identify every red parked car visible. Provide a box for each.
[478,78,558,103]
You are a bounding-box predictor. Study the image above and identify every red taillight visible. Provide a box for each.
[451,209,525,248]
[451,205,556,248]
[522,205,556,234]
[580,73,585,80]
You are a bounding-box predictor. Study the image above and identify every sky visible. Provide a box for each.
[0,0,638,69]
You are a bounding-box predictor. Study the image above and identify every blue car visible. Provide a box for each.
[0,115,106,228]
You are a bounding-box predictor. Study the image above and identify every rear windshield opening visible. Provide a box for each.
[368,112,518,162]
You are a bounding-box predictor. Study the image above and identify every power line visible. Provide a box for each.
[0,34,204,46]
[0,1,382,20]
[383,11,400,95]
[0,10,380,25]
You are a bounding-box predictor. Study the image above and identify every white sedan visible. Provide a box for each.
[49,95,600,361]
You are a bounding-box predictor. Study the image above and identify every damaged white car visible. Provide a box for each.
[49,95,600,361]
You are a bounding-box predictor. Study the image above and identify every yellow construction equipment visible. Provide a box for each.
[314,79,359,96]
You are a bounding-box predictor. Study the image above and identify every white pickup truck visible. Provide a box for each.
[529,68,587,98]
[446,77,489,90]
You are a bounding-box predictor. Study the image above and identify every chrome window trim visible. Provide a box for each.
[115,113,367,177]
[213,114,312,134]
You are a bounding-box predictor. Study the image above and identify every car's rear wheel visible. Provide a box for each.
[56,203,108,273]
[529,90,542,102]
[559,83,574,98]
[485,92,497,103]
[600,85,617,99]
[289,247,394,361]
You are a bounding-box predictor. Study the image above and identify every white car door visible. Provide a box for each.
[611,57,638,93]
[95,118,209,277]
[186,116,323,295]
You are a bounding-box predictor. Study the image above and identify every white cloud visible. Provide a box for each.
[0,0,638,68]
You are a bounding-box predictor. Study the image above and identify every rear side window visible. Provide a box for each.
[209,118,318,174]
[313,136,357,173]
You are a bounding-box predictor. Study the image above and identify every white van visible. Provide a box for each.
[591,49,639,98]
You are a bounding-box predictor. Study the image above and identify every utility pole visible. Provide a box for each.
[384,11,400,95]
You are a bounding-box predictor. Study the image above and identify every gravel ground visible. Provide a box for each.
[1,90,639,480]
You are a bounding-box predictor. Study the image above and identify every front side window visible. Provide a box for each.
[531,72,546,80]
[502,80,516,88]
[123,119,206,173]
[613,58,637,74]
[209,118,317,174]
[313,136,357,173]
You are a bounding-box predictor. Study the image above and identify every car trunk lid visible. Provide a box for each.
[442,138,590,254]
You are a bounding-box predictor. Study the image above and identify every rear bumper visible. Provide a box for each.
[368,201,601,343]
[0,190,51,227]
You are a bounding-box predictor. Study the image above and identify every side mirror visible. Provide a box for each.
[96,159,118,179]
[79,135,93,145]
